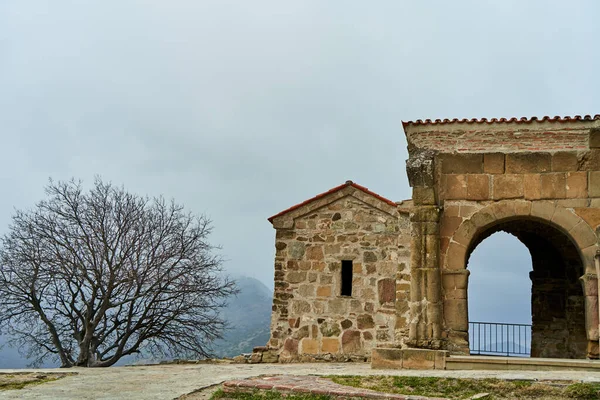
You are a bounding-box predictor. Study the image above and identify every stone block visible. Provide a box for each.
[578,150,600,171]
[524,174,542,200]
[321,338,340,353]
[446,243,467,270]
[552,152,579,172]
[316,286,332,297]
[444,174,467,200]
[530,201,556,221]
[588,341,599,359]
[557,199,588,208]
[288,242,306,260]
[412,206,440,222]
[551,207,580,232]
[262,349,279,363]
[319,321,341,337]
[590,171,600,197]
[341,330,362,353]
[328,298,348,314]
[513,200,532,216]
[540,173,567,199]
[444,205,460,217]
[357,314,375,329]
[571,223,598,249]
[300,338,319,354]
[441,154,483,174]
[506,153,551,173]
[371,348,403,369]
[435,350,448,369]
[412,187,436,205]
[566,172,588,198]
[442,270,469,291]
[401,349,436,370]
[440,216,462,239]
[574,208,600,230]
[469,209,496,229]
[287,271,307,284]
[452,219,477,247]
[590,128,600,149]
[378,278,396,304]
[493,174,524,199]
[483,153,505,174]
[249,352,262,363]
[283,338,299,354]
[444,298,469,331]
[291,300,311,314]
[306,246,324,261]
[466,174,490,200]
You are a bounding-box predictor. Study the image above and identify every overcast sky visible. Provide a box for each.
[1,1,599,363]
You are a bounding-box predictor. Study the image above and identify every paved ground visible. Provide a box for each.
[2,362,600,400]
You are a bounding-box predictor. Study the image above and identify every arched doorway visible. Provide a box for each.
[468,232,532,356]
[443,201,599,359]
[466,219,586,359]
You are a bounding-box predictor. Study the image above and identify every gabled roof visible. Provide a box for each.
[402,114,600,128]
[268,181,397,223]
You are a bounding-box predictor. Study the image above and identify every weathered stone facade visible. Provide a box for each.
[267,184,412,362]
[264,115,600,365]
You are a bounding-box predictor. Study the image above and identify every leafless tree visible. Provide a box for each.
[0,178,236,367]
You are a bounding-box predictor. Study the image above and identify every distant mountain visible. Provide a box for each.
[210,276,273,358]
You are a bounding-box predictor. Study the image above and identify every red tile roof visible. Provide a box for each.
[268,181,397,223]
[402,114,600,127]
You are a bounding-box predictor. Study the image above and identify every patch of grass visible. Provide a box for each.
[210,388,331,400]
[564,383,600,399]
[0,373,67,391]
[330,375,596,399]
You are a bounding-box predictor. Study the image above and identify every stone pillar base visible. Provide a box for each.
[371,348,448,370]
[587,341,599,359]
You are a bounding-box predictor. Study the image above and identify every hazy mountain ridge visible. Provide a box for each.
[211,276,273,358]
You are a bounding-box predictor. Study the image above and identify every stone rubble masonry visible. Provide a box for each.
[268,185,412,362]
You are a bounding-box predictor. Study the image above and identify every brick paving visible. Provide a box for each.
[223,375,447,400]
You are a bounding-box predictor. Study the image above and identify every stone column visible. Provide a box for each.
[406,150,443,349]
[581,273,599,359]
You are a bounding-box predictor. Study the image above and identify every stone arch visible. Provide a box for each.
[442,200,599,357]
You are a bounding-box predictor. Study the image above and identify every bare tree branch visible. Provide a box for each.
[0,177,237,367]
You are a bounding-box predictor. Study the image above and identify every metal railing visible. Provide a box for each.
[469,321,531,357]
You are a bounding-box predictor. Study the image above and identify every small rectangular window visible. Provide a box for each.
[341,260,353,296]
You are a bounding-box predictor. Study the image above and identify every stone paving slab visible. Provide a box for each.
[223,375,447,400]
[1,362,600,399]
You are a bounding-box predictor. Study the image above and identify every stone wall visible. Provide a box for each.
[404,120,599,153]
[405,120,600,359]
[268,191,412,362]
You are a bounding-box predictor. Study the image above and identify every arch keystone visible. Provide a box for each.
[530,200,556,221]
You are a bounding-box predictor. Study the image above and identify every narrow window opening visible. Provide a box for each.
[341,260,353,296]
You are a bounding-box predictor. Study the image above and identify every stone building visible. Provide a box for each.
[264,115,600,365]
